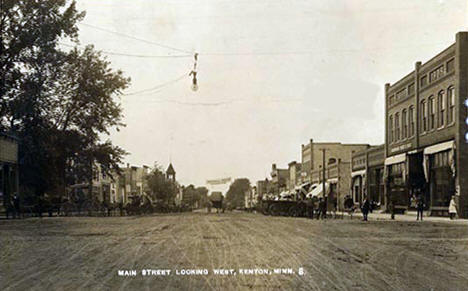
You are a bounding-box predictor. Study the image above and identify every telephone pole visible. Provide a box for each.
[319,148,327,199]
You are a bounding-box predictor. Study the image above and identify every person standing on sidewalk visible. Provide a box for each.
[361,196,370,221]
[416,192,425,221]
[449,196,457,220]
[388,198,395,220]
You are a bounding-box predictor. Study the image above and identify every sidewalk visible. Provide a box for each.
[335,210,468,224]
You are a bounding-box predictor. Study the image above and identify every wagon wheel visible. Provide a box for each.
[288,206,299,217]
[269,204,280,216]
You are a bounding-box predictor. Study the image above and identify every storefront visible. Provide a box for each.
[368,167,384,206]
[422,140,456,214]
[351,169,366,204]
[384,153,408,210]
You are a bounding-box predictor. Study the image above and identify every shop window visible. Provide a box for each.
[447,86,455,124]
[402,109,407,138]
[437,90,446,128]
[420,100,427,132]
[409,106,415,136]
[428,96,435,130]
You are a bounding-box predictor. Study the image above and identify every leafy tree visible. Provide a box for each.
[225,178,251,208]
[0,0,130,199]
[147,164,178,205]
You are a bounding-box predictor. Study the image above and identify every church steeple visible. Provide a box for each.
[166,163,176,182]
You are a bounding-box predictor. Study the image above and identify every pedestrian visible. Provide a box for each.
[333,197,338,219]
[416,193,425,221]
[361,196,370,221]
[316,198,323,220]
[449,196,457,220]
[319,197,327,219]
[388,199,395,220]
[13,194,20,219]
[308,198,315,219]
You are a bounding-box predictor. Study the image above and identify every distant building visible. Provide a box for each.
[270,163,289,195]
[0,134,19,212]
[256,179,269,197]
[69,162,114,203]
[351,145,385,206]
[288,161,302,192]
[301,139,369,184]
[244,186,258,209]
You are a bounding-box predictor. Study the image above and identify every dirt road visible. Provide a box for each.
[1,212,468,290]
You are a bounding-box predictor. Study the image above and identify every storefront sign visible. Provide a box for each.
[390,142,412,154]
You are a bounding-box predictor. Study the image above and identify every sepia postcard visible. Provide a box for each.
[1,0,468,290]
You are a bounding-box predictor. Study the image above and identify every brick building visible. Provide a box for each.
[270,163,289,195]
[310,159,351,211]
[351,145,385,207]
[301,139,369,184]
[287,161,302,192]
[384,32,468,217]
[0,134,19,212]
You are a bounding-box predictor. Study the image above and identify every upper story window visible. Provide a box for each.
[428,96,435,130]
[408,83,415,95]
[420,75,428,87]
[408,106,415,137]
[402,109,407,139]
[420,100,427,133]
[389,115,394,143]
[446,58,454,73]
[447,86,455,124]
[437,90,446,128]
[395,112,400,141]
[389,95,395,106]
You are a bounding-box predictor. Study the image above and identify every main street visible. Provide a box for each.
[1,212,468,290]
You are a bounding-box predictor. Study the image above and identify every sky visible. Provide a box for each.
[72,0,468,187]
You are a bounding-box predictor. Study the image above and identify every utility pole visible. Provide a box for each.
[320,149,326,199]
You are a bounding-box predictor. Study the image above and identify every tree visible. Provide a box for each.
[0,0,130,199]
[225,178,251,208]
[147,164,177,205]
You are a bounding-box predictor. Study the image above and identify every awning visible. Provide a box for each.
[351,169,366,177]
[306,182,329,199]
[384,153,406,166]
[423,140,455,155]
[327,178,338,183]
[295,182,311,190]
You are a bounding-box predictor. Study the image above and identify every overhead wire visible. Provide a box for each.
[122,72,188,96]
[58,42,192,58]
[80,22,193,54]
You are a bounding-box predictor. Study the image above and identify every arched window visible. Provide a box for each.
[402,109,407,139]
[447,86,455,124]
[328,158,336,165]
[389,115,394,143]
[420,100,427,132]
[395,112,400,141]
[408,106,414,137]
[437,90,446,128]
[428,96,435,130]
